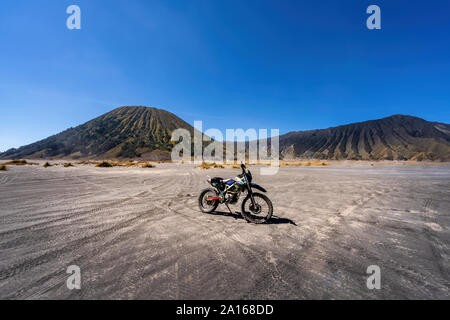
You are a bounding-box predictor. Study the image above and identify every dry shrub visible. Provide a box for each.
[76,160,100,165]
[279,161,303,167]
[313,161,330,166]
[119,162,137,167]
[2,160,37,166]
[196,162,224,169]
[96,161,113,168]
[43,162,53,168]
[0,165,7,171]
[197,162,212,169]
[63,163,74,168]
[95,161,143,168]
[280,160,330,167]
[251,162,272,166]
[141,163,155,168]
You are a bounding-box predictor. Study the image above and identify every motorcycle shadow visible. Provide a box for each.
[212,211,297,226]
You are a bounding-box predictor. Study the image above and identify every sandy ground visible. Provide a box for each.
[0,162,449,300]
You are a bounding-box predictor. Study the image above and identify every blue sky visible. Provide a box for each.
[1,0,449,151]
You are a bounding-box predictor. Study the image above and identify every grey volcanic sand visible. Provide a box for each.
[0,163,449,299]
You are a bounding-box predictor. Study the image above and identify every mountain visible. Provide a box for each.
[1,109,449,161]
[278,115,450,161]
[0,106,195,160]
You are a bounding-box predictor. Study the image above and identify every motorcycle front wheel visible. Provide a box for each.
[241,192,273,224]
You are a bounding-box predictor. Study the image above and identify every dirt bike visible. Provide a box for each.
[198,163,273,224]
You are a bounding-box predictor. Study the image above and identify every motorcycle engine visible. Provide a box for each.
[225,193,240,204]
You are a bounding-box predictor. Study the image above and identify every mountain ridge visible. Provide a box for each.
[1,107,449,161]
[0,106,195,160]
[277,114,450,161]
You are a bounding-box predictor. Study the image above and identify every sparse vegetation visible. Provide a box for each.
[94,160,155,168]
[0,165,7,171]
[2,160,37,166]
[120,161,138,167]
[43,162,53,168]
[279,161,330,167]
[196,161,331,169]
[96,161,113,168]
[196,162,225,169]
[76,160,101,165]
[63,163,74,168]
[197,162,212,169]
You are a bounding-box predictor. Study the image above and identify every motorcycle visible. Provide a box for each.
[198,163,273,224]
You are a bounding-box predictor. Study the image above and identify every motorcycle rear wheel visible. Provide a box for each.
[198,188,219,213]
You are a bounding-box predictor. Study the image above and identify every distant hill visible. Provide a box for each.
[1,109,449,161]
[0,106,195,160]
[278,115,450,161]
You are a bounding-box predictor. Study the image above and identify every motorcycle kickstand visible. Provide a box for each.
[225,203,247,222]
[224,203,234,216]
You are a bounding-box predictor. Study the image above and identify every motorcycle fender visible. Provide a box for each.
[250,183,267,193]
